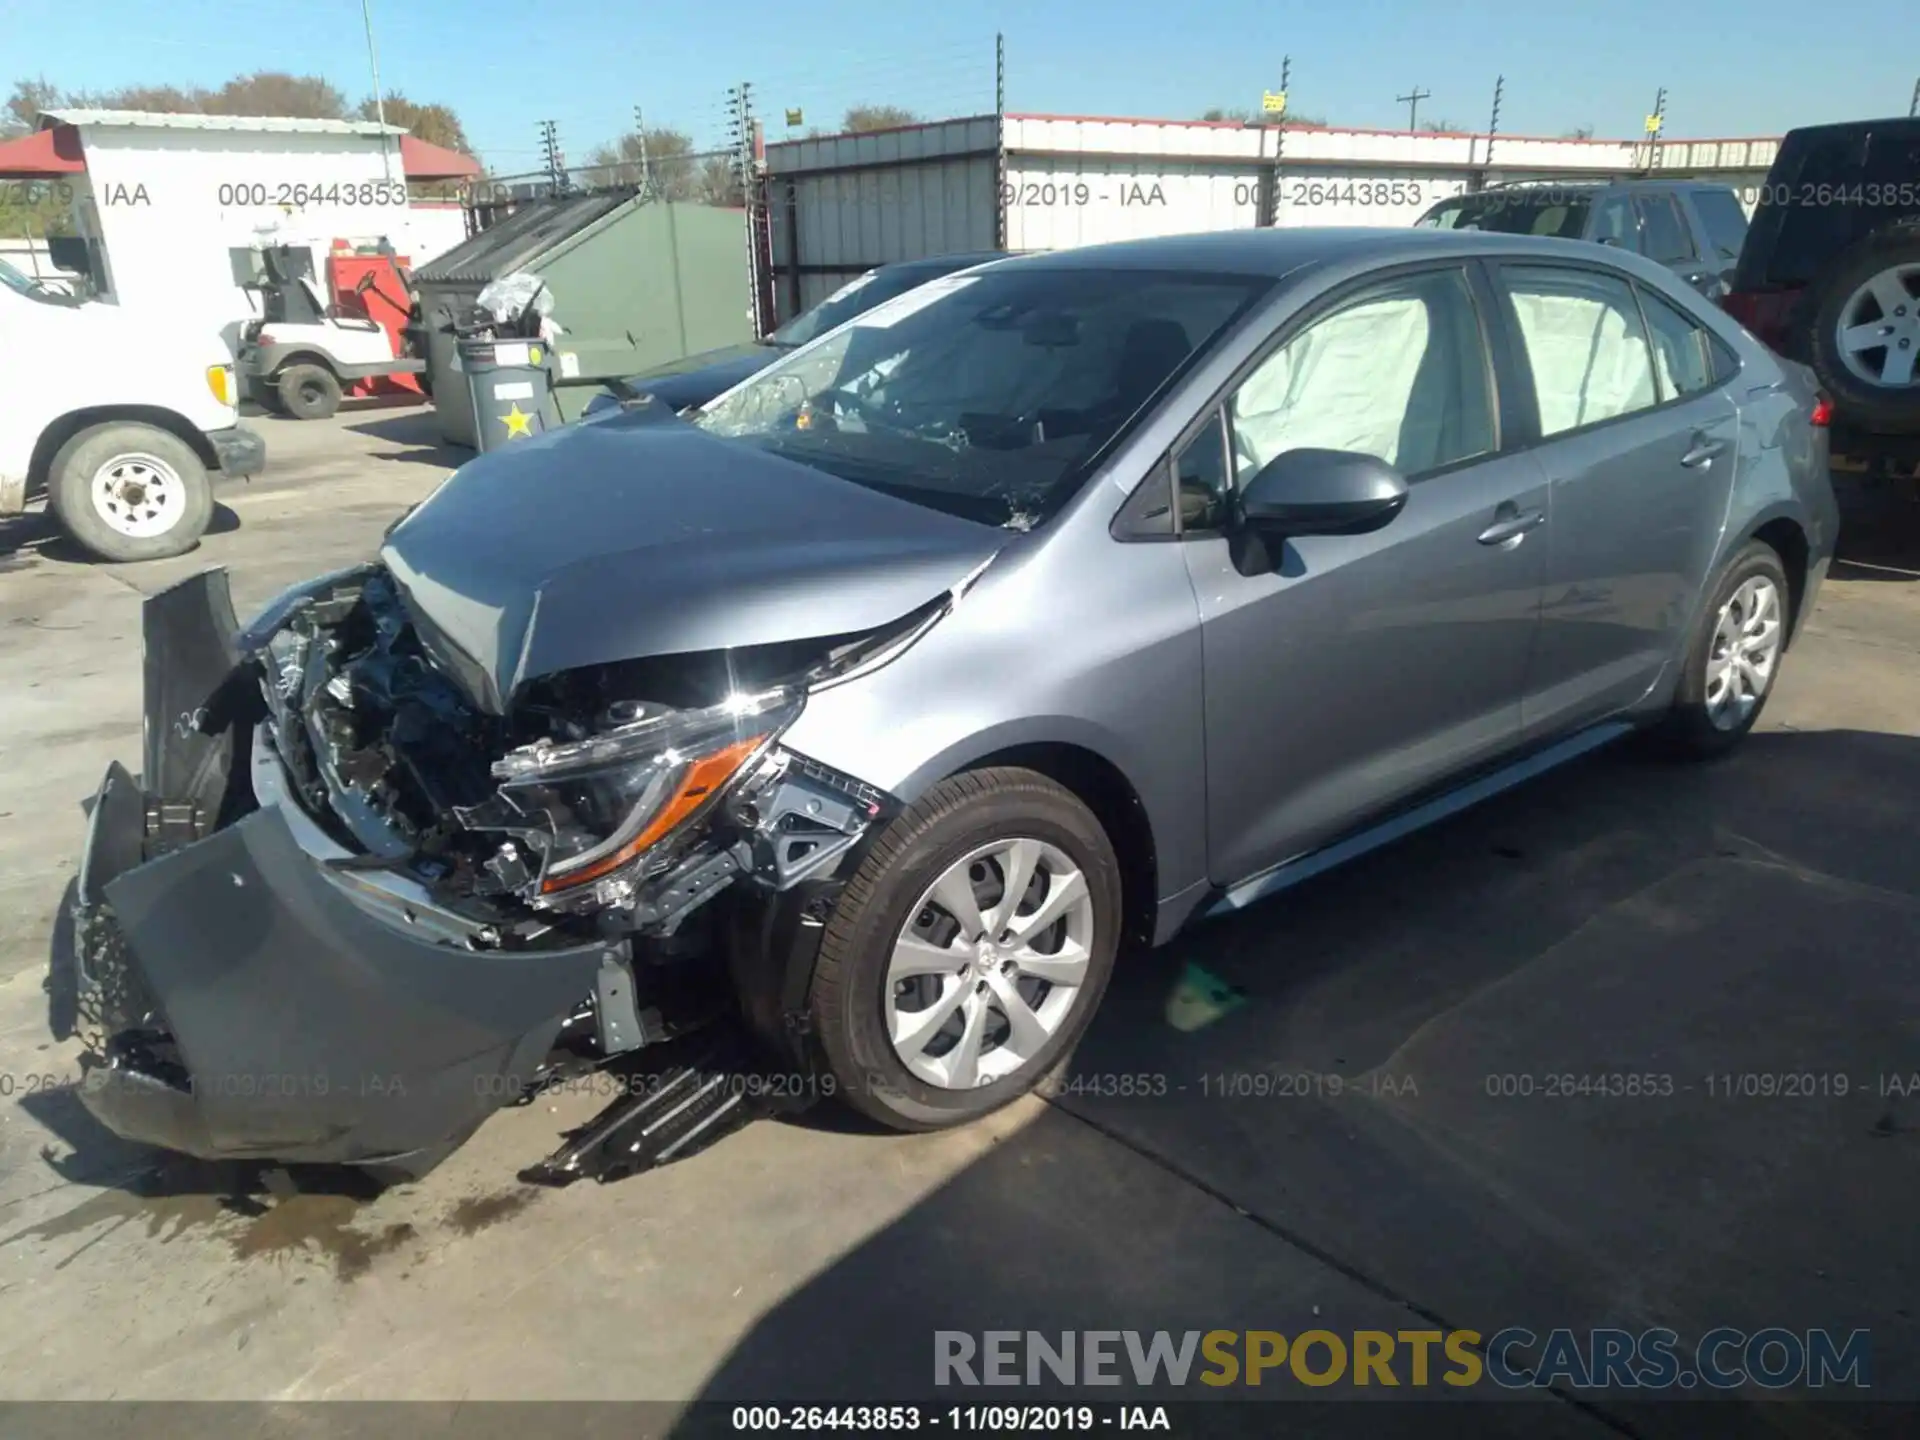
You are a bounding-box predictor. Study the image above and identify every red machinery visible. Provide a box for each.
[326,239,423,398]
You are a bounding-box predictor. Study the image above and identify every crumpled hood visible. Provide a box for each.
[381,420,1005,713]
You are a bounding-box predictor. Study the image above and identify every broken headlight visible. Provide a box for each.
[464,687,803,902]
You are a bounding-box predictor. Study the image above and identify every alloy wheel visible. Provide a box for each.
[885,837,1095,1089]
[1836,262,1920,390]
[1705,575,1783,731]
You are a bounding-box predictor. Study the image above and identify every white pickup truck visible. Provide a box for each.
[1,258,265,562]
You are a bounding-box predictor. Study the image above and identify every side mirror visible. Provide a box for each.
[1239,448,1409,538]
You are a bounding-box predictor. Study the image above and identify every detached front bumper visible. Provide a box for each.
[70,573,612,1171]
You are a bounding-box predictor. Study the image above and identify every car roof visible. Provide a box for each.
[1779,116,1920,145]
[994,226,1645,278]
[1470,178,1725,194]
[880,251,1010,276]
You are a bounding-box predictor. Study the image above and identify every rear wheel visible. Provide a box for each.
[1807,224,1920,435]
[1655,541,1791,757]
[810,768,1122,1131]
[277,362,342,420]
[47,422,213,563]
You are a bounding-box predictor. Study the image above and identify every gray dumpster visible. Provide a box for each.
[413,190,754,447]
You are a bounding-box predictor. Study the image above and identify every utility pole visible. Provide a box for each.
[1480,74,1504,181]
[632,105,654,196]
[1262,54,1291,227]
[539,119,567,195]
[360,0,391,180]
[1910,76,1919,117]
[1641,87,1667,173]
[1397,85,1431,132]
[994,33,1007,250]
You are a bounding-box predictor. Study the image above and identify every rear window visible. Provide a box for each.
[1416,192,1592,240]
[1691,189,1751,262]
[1741,124,1920,287]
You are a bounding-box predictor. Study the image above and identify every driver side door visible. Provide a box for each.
[1180,262,1551,886]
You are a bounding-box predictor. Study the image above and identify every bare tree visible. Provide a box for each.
[842,104,919,133]
[357,93,475,157]
[207,72,348,118]
[1199,105,1328,127]
[1561,124,1596,140]
[3,77,60,135]
[586,126,702,198]
[1421,118,1468,134]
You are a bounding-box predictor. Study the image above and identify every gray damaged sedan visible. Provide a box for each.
[69,229,1837,1182]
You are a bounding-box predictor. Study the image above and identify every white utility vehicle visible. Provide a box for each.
[0,257,264,562]
[235,244,425,420]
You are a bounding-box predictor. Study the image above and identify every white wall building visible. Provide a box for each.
[765,112,1782,315]
[0,110,477,350]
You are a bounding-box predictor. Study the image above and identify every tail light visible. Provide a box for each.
[1811,395,1833,428]
[1718,286,1804,356]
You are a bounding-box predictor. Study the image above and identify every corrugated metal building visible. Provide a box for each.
[764,112,1780,320]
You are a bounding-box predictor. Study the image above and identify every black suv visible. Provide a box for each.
[1721,117,1920,457]
[1415,179,1752,299]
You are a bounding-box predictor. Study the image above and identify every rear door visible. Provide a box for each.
[1490,261,1741,739]
[1684,188,1751,293]
[1636,193,1719,297]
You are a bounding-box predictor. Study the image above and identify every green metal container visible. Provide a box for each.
[414,192,754,447]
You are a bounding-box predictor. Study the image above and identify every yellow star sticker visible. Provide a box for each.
[500,403,534,438]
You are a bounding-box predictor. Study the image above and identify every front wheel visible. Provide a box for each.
[277,362,342,420]
[810,768,1123,1131]
[1655,541,1791,757]
[47,422,213,563]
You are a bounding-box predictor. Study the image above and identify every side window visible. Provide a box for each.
[1636,196,1697,264]
[1226,268,1495,483]
[1690,189,1751,262]
[1637,288,1719,399]
[1503,265,1660,436]
[1172,411,1231,530]
[1592,196,1638,251]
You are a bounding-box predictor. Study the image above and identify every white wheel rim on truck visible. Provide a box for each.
[91,453,187,538]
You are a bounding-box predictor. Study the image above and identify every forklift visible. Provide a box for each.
[232,243,426,420]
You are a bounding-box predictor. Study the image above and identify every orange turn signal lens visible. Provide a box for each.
[538,735,765,894]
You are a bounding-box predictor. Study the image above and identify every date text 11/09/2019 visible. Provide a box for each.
[999,179,1451,210]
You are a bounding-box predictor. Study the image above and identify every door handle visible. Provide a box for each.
[1477,508,1546,546]
[1680,434,1728,468]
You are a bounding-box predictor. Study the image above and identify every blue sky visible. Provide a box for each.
[10,0,1918,171]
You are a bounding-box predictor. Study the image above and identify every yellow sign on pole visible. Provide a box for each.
[1262,90,1288,115]
[1644,113,1663,135]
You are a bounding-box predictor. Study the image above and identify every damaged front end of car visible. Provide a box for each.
[69,562,938,1183]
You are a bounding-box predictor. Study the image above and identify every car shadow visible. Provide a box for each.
[345,410,471,469]
[1830,472,1920,579]
[675,727,1919,1435]
[0,502,241,567]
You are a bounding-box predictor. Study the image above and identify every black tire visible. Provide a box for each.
[1806,222,1920,436]
[1654,540,1792,758]
[46,422,213,563]
[277,362,342,420]
[810,767,1123,1132]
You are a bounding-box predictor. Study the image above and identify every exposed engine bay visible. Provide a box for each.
[250,564,912,940]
